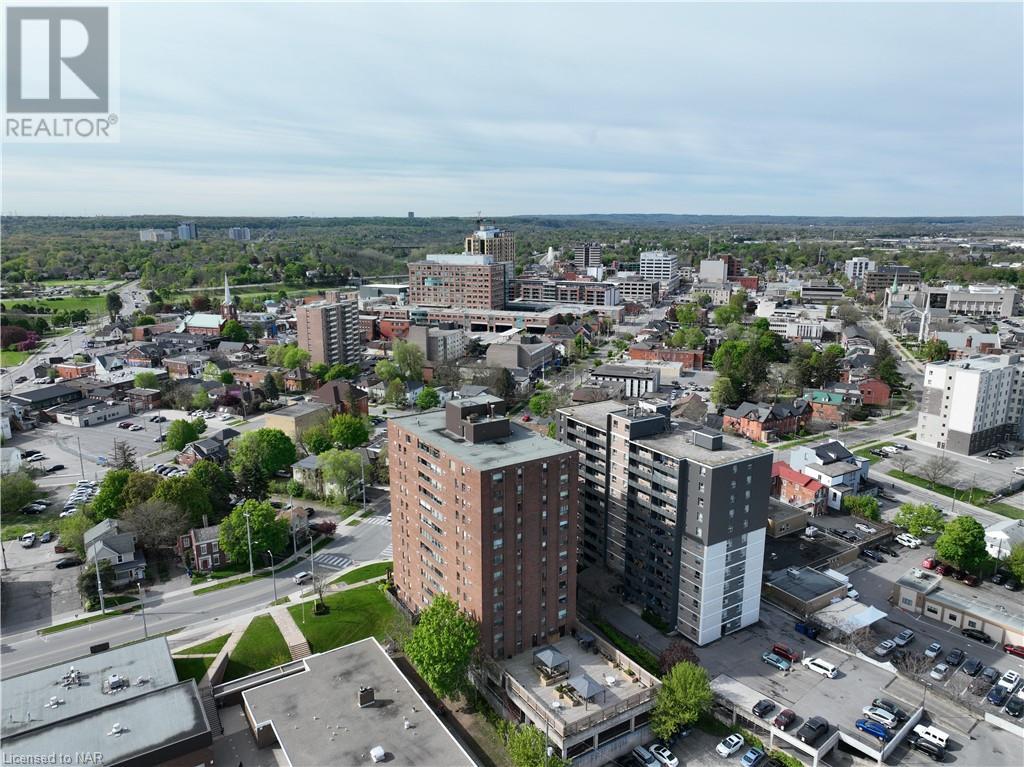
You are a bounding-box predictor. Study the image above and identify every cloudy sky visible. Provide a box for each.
[4,1,1022,217]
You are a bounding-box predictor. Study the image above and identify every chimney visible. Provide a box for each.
[202,514,209,528]
[965,335,972,348]
[358,686,375,708]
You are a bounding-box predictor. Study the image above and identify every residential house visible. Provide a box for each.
[804,389,861,422]
[93,320,131,345]
[284,367,316,393]
[788,440,869,511]
[230,364,278,389]
[177,525,224,571]
[311,380,370,416]
[840,351,876,384]
[263,402,332,442]
[124,343,164,368]
[126,387,162,413]
[164,353,214,380]
[854,378,891,406]
[722,400,811,442]
[177,429,239,467]
[771,461,827,516]
[84,519,147,586]
[985,518,1024,560]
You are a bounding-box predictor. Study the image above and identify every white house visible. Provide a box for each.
[986,518,1024,560]
[788,440,870,511]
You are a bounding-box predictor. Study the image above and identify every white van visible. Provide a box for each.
[913,724,949,748]
[802,657,838,678]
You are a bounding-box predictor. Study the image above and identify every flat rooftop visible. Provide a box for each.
[915,573,1024,628]
[242,638,476,767]
[765,567,846,602]
[390,406,576,471]
[270,401,331,418]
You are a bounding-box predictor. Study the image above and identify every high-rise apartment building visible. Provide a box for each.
[139,228,174,242]
[573,242,602,272]
[227,226,252,241]
[177,222,198,240]
[917,354,1024,455]
[408,254,511,310]
[389,396,579,659]
[557,400,772,646]
[295,299,361,366]
[465,224,515,265]
[843,257,875,282]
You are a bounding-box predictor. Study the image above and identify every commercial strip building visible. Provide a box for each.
[589,364,661,398]
[916,354,1024,454]
[388,397,579,660]
[408,253,513,310]
[50,397,131,427]
[295,298,361,366]
[0,638,213,766]
[556,400,772,645]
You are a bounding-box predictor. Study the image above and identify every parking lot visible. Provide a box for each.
[0,528,83,632]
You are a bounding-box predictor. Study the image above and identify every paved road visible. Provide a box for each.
[0,495,393,678]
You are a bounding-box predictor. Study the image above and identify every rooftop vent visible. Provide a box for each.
[107,723,124,737]
[358,686,375,708]
[786,567,801,579]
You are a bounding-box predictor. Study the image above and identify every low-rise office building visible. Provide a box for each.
[263,401,332,442]
[50,397,131,427]
[590,364,661,398]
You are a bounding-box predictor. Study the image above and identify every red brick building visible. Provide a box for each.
[388,396,579,659]
[732,275,760,292]
[55,362,95,380]
[627,343,705,370]
[771,461,827,516]
[856,378,891,406]
[177,525,225,571]
[311,380,369,416]
[722,400,811,442]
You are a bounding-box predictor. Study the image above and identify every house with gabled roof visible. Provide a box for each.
[84,519,147,585]
[722,399,811,442]
[788,440,869,511]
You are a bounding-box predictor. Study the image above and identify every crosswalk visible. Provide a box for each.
[379,543,393,560]
[360,515,391,527]
[313,553,353,571]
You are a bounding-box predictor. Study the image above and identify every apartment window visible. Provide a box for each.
[493,538,503,549]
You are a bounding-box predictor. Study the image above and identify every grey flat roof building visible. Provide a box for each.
[242,638,477,767]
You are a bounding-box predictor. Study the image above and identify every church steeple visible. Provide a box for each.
[221,274,238,321]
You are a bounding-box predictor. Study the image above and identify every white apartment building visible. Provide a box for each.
[139,228,174,242]
[754,301,840,340]
[844,257,876,282]
[699,258,729,283]
[924,285,1020,318]
[917,354,1024,455]
[639,251,680,291]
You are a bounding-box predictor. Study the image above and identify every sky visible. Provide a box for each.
[3,1,1022,217]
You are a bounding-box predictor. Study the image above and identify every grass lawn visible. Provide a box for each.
[0,350,31,367]
[2,498,67,541]
[193,573,268,595]
[191,561,252,585]
[288,583,397,654]
[174,657,213,685]
[39,605,138,635]
[37,279,119,287]
[332,561,392,586]
[888,470,1024,520]
[178,634,230,656]
[223,615,292,681]
[853,441,894,465]
[1,295,107,315]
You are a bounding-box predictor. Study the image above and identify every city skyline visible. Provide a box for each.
[3,1,1021,217]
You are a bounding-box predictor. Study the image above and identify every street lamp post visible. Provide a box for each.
[267,550,278,603]
[138,583,148,638]
[94,559,106,614]
[243,511,254,577]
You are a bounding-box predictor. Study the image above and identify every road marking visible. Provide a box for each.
[379,544,393,559]
[312,553,353,571]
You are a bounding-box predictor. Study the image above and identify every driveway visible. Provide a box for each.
[0,535,82,631]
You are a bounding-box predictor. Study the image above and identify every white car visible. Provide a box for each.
[25,454,46,463]
[801,657,838,678]
[998,670,1021,691]
[855,523,877,534]
[861,706,898,729]
[847,587,860,600]
[650,743,679,767]
[895,533,921,548]
[929,663,949,681]
[716,734,744,758]
[19,532,36,548]
[293,571,313,585]
[924,642,943,659]
[59,509,78,518]
[128,424,144,432]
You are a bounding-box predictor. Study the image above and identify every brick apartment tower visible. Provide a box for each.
[573,242,602,272]
[295,299,361,366]
[389,396,579,659]
[464,222,516,265]
[408,254,511,310]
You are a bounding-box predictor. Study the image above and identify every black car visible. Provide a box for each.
[871,698,908,722]
[987,685,1010,707]
[861,549,885,563]
[945,648,966,666]
[796,716,828,745]
[992,572,1008,585]
[1005,695,1024,718]
[21,449,40,457]
[907,734,945,762]
[45,464,65,473]
[961,658,984,676]
[55,557,82,569]
[1004,579,1020,592]
[752,699,775,718]
[981,666,1000,685]
[876,544,899,557]
[962,628,993,644]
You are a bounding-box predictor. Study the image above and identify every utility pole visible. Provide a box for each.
[94,559,106,614]
[1,539,8,571]
[361,457,367,515]
[243,511,254,577]
[138,583,148,638]
[267,550,278,603]
[76,436,86,479]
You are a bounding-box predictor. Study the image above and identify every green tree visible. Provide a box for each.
[202,361,222,381]
[404,593,479,701]
[188,459,235,515]
[218,500,289,565]
[490,367,516,401]
[190,389,211,411]
[675,304,699,326]
[58,511,94,558]
[326,362,360,380]
[124,471,161,507]
[893,502,946,538]
[713,304,743,328]
[303,423,334,455]
[108,440,138,471]
[165,419,200,451]
[105,291,123,322]
[78,560,114,610]
[668,327,705,349]
[91,469,132,519]
[319,448,365,499]
[935,516,989,573]
[231,428,297,475]
[694,293,712,307]
[529,390,557,417]
[416,386,441,410]
[385,378,407,406]
[152,474,213,528]
[121,499,188,550]
[330,413,370,449]
[0,471,39,511]
[281,345,311,369]
[1003,544,1024,582]
[235,459,270,500]
[219,370,235,384]
[375,359,400,382]
[710,376,740,407]
[371,445,390,485]
[392,340,426,382]
[221,319,249,342]
[261,372,279,401]
[841,495,880,521]
[651,661,714,740]
[500,722,568,767]
[546,422,557,439]
[134,371,160,389]
[920,338,950,362]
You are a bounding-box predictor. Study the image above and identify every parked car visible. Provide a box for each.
[962,628,992,644]
[962,574,980,587]
[796,717,828,745]
[752,699,775,718]
[801,657,838,678]
[979,667,1000,686]
[1004,644,1024,659]
[855,719,891,742]
[771,644,798,663]
[128,424,144,432]
[854,523,877,534]
[896,533,921,548]
[740,748,765,767]
[861,706,898,729]
[921,557,936,569]
[59,509,78,518]
[761,652,790,671]
[930,663,950,680]
[39,531,53,543]
[153,435,166,443]
[1003,579,1020,591]
[772,709,796,730]
[873,640,896,658]
[925,642,943,659]
[19,533,36,548]
[961,658,984,676]
[894,629,915,647]
[55,557,82,568]
[997,670,1021,690]
[117,421,133,429]
[991,571,1008,585]
[716,734,744,757]
[945,648,966,666]
[876,543,899,557]
[45,464,66,473]
[871,698,908,722]
[649,743,678,767]
[987,685,1010,707]
[935,563,953,576]
[1005,695,1024,719]
[906,734,945,762]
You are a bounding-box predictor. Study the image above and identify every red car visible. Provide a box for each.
[962,574,980,587]
[935,563,953,576]
[1005,644,1024,659]
[772,643,799,663]
[921,558,936,570]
